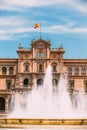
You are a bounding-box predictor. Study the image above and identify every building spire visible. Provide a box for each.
[60,43,63,48]
[18,43,22,47]
[18,43,23,49]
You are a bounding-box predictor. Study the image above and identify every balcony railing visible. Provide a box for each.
[0,89,14,94]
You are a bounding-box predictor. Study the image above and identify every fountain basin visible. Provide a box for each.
[0,118,87,127]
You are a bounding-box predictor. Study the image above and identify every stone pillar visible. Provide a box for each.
[72,67,74,75]
[7,67,9,75]
[47,47,50,58]
[0,65,1,75]
[59,61,63,74]
[5,95,9,114]
[32,47,35,73]
[86,68,87,75]
[18,61,21,73]
[47,60,49,66]
[14,65,16,75]
[33,60,34,72]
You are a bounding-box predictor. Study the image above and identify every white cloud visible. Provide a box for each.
[0,10,87,41]
[1,23,87,40]
[0,30,7,35]
[1,0,87,14]
[1,0,70,7]
[0,17,26,27]
[43,24,87,34]
[0,0,74,11]
[70,0,87,13]
[10,27,33,34]
[0,34,12,40]
[0,0,87,15]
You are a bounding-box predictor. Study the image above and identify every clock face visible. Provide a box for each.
[36,52,46,58]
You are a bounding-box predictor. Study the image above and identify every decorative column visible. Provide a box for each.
[18,61,21,73]
[32,47,35,73]
[33,61,35,72]
[59,61,63,74]
[72,67,74,75]
[5,95,9,114]
[7,67,9,75]
[79,67,81,76]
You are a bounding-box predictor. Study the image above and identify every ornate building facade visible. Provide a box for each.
[0,38,87,116]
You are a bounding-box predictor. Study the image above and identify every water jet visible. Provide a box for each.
[0,65,87,127]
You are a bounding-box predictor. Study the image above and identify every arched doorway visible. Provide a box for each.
[0,97,5,112]
[37,79,43,86]
[23,78,29,87]
[52,79,58,86]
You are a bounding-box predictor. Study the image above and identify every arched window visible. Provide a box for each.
[0,97,5,112]
[2,67,7,74]
[74,67,79,75]
[68,67,72,75]
[24,62,29,72]
[81,67,86,75]
[9,67,14,74]
[23,78,29,87]
[38,64,43,72]
[25,65,29,71]
[52,79,58,86]
[52,64,57,72]
[37,79,43,86]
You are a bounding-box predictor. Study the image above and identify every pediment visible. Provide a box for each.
[31,38,50,48]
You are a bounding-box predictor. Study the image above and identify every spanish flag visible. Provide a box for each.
[34,23,40,29]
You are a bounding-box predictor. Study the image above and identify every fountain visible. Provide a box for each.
[0,65,87,127]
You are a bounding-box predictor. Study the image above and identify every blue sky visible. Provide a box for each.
[0,0,87,58]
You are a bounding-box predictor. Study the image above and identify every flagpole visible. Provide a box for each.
[34,23,42,38]
[40,22,42,38]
